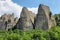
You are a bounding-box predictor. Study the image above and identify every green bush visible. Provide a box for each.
[0,26,60,40]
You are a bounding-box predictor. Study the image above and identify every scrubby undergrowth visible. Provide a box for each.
[0,26,60,40]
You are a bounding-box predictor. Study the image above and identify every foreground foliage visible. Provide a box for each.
[0,26,60,40]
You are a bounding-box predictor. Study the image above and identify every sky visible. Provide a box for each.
[0,0,60,18]
[12,0,60,14]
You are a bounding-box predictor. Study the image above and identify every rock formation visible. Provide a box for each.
[34,4,56,30]
[0,13,18,30]
[0,4,56,30]
[16,7,36,30]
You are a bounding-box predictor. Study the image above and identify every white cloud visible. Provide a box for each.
[0,0,38,18]
[0,0,23,18]
[28,8,38,14]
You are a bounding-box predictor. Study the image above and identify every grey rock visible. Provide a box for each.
[16,7,36,30]
[0,13,18,30]
[34,4,56,30]
[0,21,5,30]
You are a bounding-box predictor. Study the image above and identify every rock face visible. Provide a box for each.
[0,21,5,30]
[34,4,56,30]
[16,7,36,30]
[0,13,18,30]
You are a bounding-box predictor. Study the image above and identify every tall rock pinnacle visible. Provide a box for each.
[16,7,36,30]
[34,4,56,30]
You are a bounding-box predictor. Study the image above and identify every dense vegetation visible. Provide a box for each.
[54,14,60,26]
[0,26,60,40]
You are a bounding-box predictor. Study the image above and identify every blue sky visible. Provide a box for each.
[0,0,60,18]
[12,0,60,14]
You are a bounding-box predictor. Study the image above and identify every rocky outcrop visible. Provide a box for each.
[34,4,56,30]
[0,13,18,30]
[0,4,56,30]
[15,4,56,30]
[16,7,36,30]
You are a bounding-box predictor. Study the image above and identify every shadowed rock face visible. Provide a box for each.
[16,7,36,30]
[34,4,56,30]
